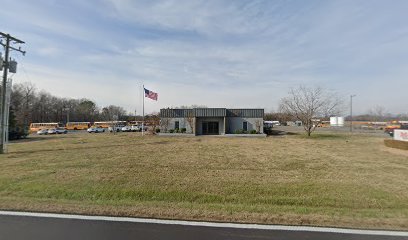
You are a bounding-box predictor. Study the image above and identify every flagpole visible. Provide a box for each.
[142,84,144,136]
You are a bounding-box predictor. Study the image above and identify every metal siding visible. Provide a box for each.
[161,108,263,118]
[194,108,226,117]
[160,109,193,118]
[226,109,264,118]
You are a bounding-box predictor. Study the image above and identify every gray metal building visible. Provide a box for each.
[160,108,264,135]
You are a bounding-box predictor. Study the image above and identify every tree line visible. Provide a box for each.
[10,82,130,129]
[7,83,407,138]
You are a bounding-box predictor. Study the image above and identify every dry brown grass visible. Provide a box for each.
[385,139,408,150]
[0,132,407,230]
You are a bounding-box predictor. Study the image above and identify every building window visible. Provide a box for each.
[243,121,248,131]
[175,121,180,129]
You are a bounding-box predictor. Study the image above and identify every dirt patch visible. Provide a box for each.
[384,139,408,150]
[381,144,408,157]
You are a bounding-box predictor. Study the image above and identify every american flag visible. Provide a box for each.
[144,88,158,101]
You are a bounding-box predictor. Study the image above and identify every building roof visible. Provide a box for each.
[160,108,264,118]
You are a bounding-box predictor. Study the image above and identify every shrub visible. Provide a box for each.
[8,126,28,140]
[8,111,28,140]
[384,139,408,150]
[234,129,244,134]
[250,129,257,134]
[175,128,179,133]
[180,128,186,133]
[169,129,175,133]
[155,128,160,133]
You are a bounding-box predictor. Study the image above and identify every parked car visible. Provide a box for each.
[47,128,57,134]
[55,127,68,134]
[87,126,105,133]
[108,125,125,132]
[121,126,132,132]
[37,129,48,135]
[130,125,148,132]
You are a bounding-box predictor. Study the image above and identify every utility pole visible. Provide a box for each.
[350,94,356,132]
[64,107,70,123]
[142,85,144,136]
[0,32,25,153]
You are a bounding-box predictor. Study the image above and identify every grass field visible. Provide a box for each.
[0,131,407,230]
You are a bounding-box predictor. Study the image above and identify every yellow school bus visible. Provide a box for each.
[29,123,60,133]
[93,121,126,128]
[65,122,91,130]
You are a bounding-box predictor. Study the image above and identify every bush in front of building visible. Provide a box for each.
[162,128,187,134]
[234,129,247,134]
[233,129,257,134]
[384,139,408,150]
[155,128,160,133]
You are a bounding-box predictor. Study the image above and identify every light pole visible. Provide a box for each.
[350,94,356,132]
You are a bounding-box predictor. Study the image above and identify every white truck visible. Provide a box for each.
[108,125,125,132]
[131,125,148,132]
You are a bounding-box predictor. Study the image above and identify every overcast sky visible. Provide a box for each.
[1,0,407,115]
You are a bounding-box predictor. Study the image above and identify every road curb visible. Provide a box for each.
[0,210,407,237]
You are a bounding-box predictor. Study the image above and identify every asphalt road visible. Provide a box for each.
[0,213,406,240]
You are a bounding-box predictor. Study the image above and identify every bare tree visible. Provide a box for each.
[186,111,195,134]
[77,99,98,121]
[147,113,160,134]
[255,120,262,133]
[280,86,343,136]
[368,105,386,122]
[160,118,170,133]
[100,105,126,121]
[12,82,36,126]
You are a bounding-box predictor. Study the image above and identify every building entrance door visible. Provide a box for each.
[202,121,219,135]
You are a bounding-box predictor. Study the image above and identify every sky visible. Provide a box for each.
[1,0,408,115]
